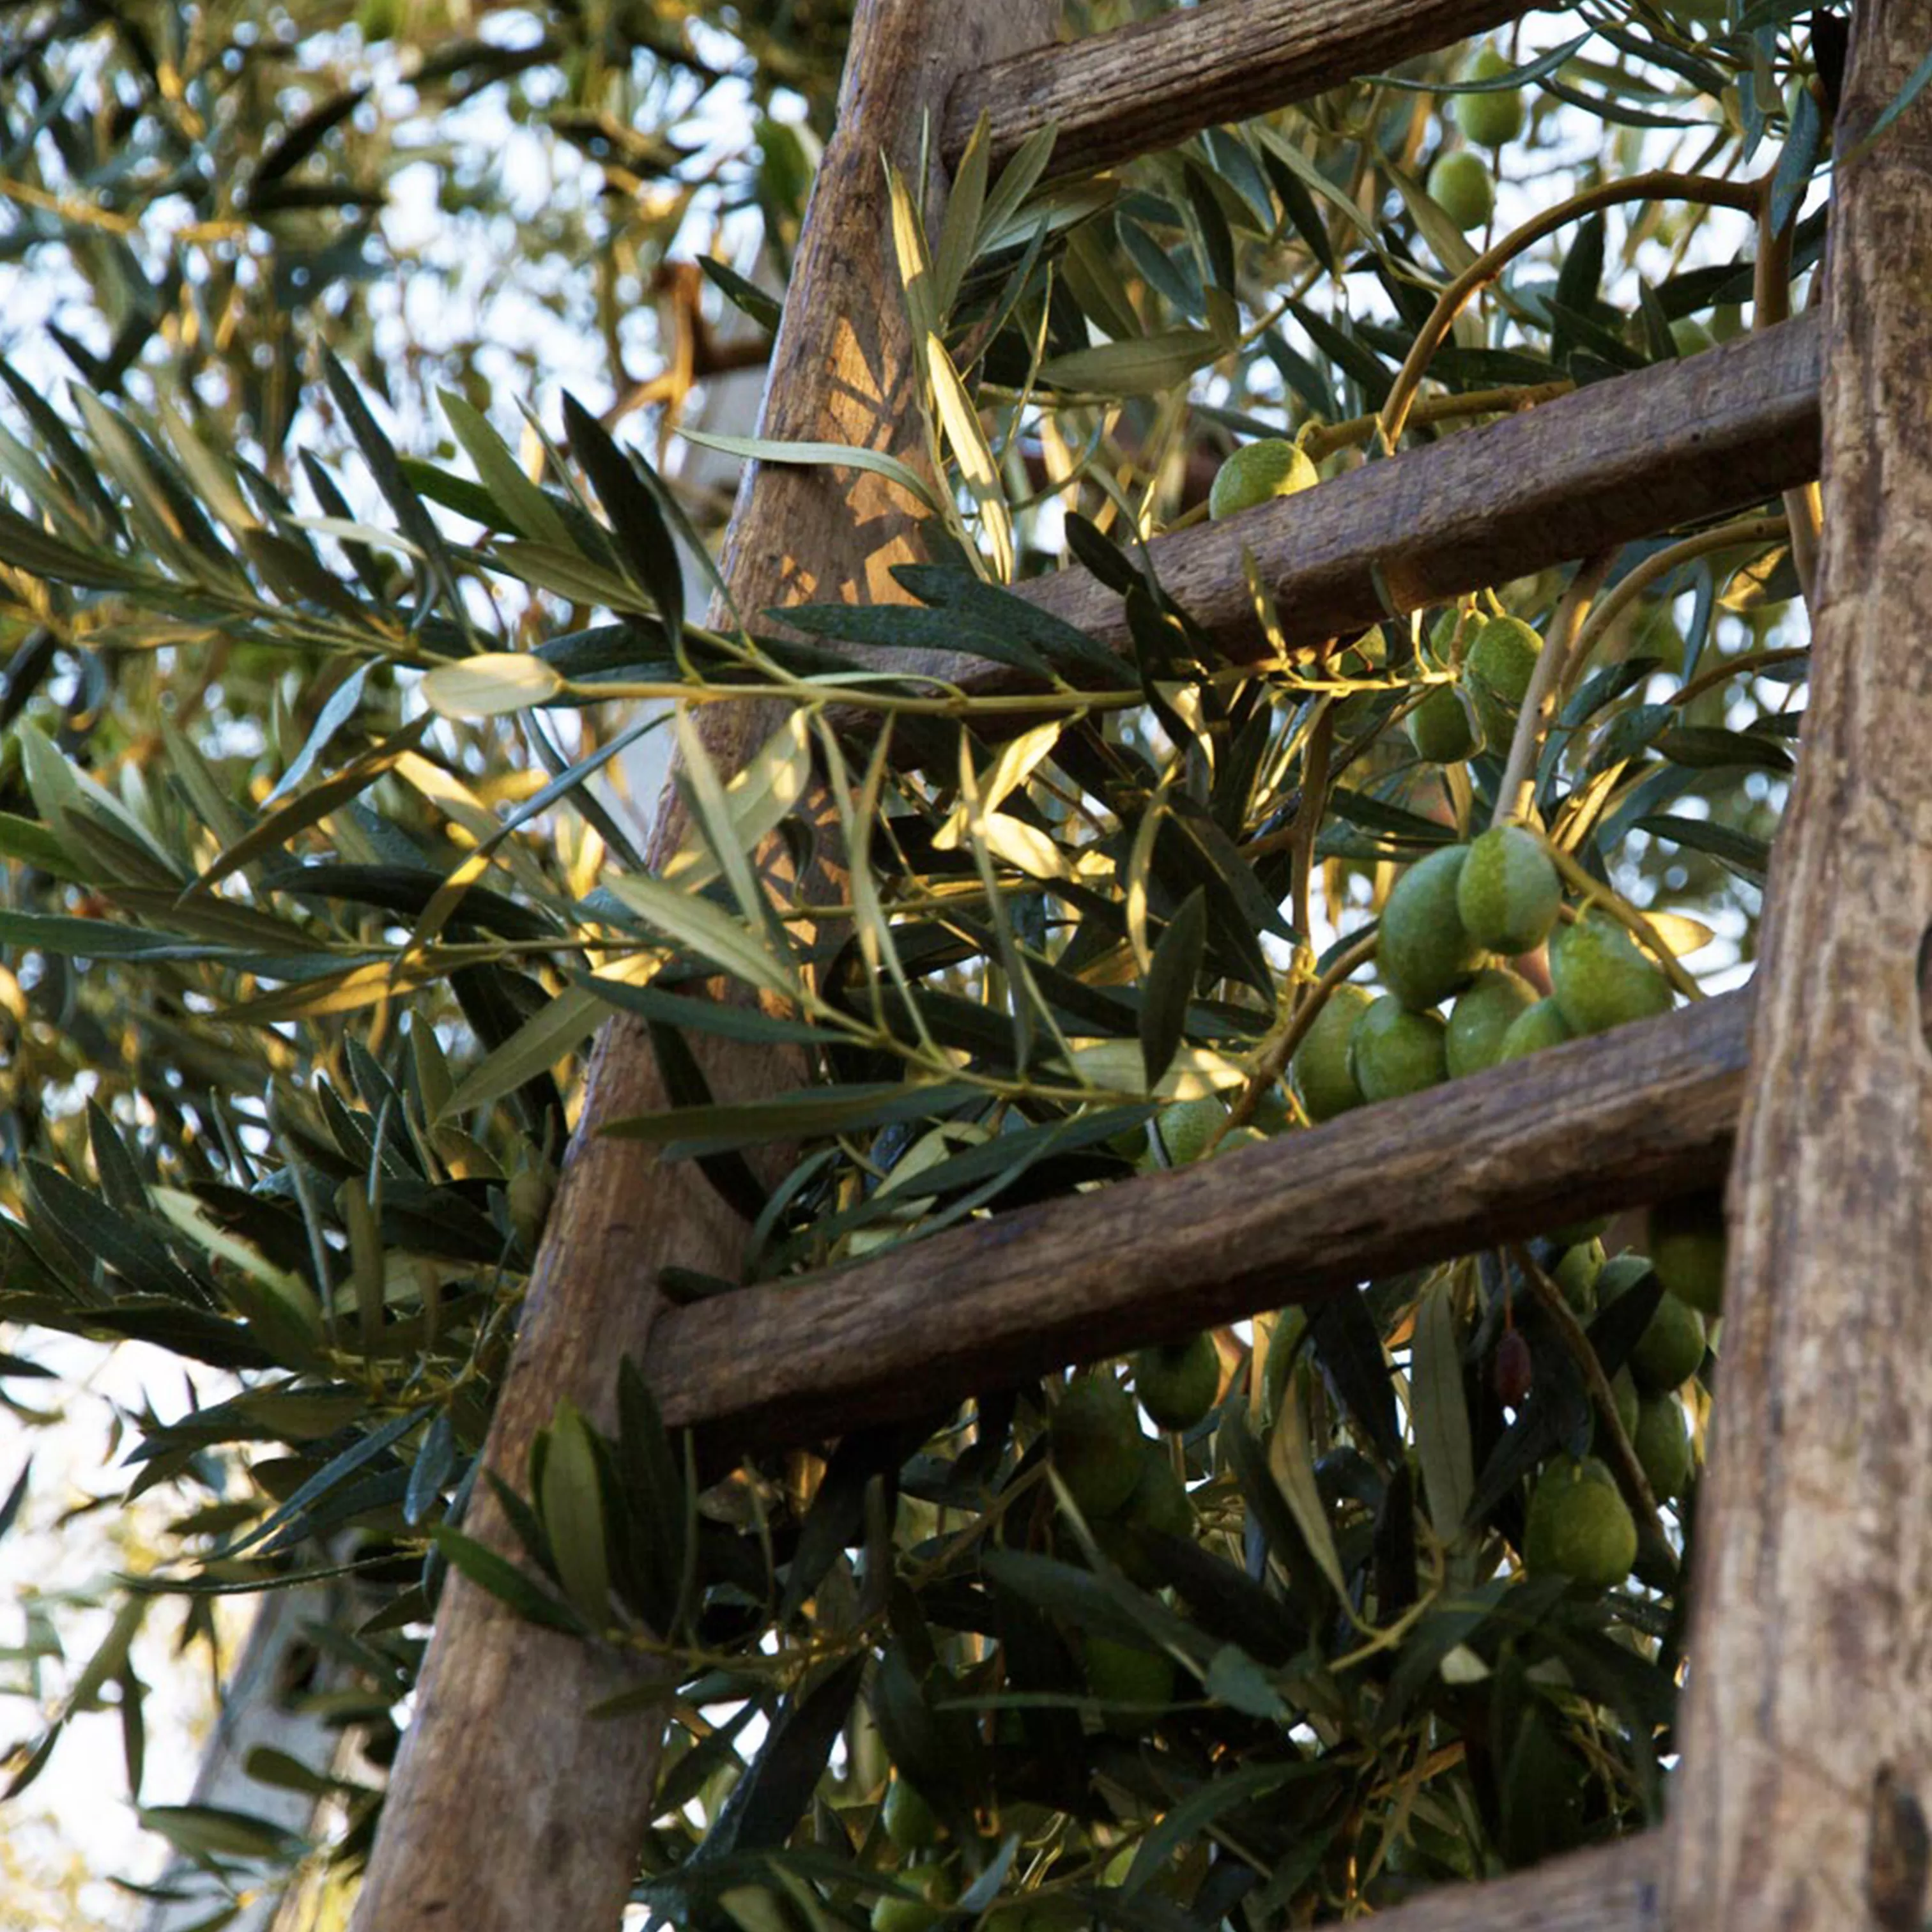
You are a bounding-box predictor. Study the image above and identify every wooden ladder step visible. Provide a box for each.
[833,314,1820,733]
[648,990,1751,1453]
[1012,311,1820,673]
[947,0,1535,179]
[1357,1833,1665,1931]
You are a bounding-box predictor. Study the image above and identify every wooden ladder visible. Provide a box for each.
[349,3,1932,1928]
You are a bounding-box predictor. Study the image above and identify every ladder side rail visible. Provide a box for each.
[1669,3,1932,1926]
[344,8,1061,1929]
[852,312,1822,710]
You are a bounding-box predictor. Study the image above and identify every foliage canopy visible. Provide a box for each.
[0,0,1853,1923]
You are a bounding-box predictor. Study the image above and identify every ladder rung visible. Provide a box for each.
[946,0,1532,179]
[1009,310,1821,675]
[1354,1832,1664,1930]
[650,991,1751,1454]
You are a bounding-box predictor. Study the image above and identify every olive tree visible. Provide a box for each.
[0,0,1853,1923]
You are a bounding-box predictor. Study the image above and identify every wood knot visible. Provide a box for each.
[1867,1764,1931,1932]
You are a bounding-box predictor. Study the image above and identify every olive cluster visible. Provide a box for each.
[1292,825,1675,1123]
[869,1342,1228,1926]
[1512,1192,1726,1588]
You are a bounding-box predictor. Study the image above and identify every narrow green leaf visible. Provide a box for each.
[562,394,685,641]
[883,157,939,349]
[137,1804,303,1862]
[1268,1375,1349,1602]
[430,1526,583,1632]
[604,871,798,998]
[441,985,603,1120]
[925,332,1013,583]
[573,972,838,1048]
[1138,888,1206,1088]
[420,652,565,719]
[440,390,574,549]
[1655,726,1793,772]
[976,122,1059,253]
[671,708,779,938]
[1632,812,1770,882]
[1842,42,1932,165]
[187,717,433,894]
[539,1401,612,1630]
[486,538,652,612]
[321,348,462,620]
[1413,1277,1475,1545]
[1769,79,1821,236]
[678,428,942,516]
[697,257,781,334]
[933,111,992,320]
[602,1080,979,1160]
[1038,328,1223,396]
[1123,1757,1315,1897]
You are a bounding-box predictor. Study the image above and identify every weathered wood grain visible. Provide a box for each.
[1669,7,1932,1930]
[1007,311,1822,671]
[1361,1833,1666,1932]
[346,9,1061,1931]
[946,0,1531,180]
[649,992,1751,1453]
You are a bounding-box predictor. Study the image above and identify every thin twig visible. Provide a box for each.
[1378,170,1764,452]
[1491,551,1614,831]
[1512,1244,1677,1583]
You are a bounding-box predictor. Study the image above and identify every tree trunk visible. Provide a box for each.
[1669,5,1932,1927]
[346,7,1058,1929]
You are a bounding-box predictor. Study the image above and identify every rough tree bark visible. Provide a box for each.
[1669,4,1932,1928]
[347,7,1058,1928]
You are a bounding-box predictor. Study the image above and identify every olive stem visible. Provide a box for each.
[1300,378,1574,462]
[1489,550,1613,831]
[1560,512,1793,714]
[1376,169,1765,453]
[1217,928,1380,1140]
[1510,1243,1677,1582]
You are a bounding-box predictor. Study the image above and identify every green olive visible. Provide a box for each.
[1496,996,1574,1062]
[1669,315,1715,358]
[1465,615,1542,750]
[1599,1258,1707,1392]
[882,1775,942,1851]
[1648,1191,1727,1316]
[1453,48,1526,148]
[1549,913,1674,1035]
[1378,845,1483,1010]
[1351,995,1450,1102]
[1427,150,1496,231]
[1133,1332,1222,1432]
[1154,1095,1226,1165]
[1552,1238,1605,1318]
[1523,1454,1637,1588]
[1446,967,1538,1077]
[1632,1392,1694,1501]
[1456,825,1561,955]
[1084,1637,1177,1735]
[1291,982,1375,1122]
[1050,1374,1144,1517]
[871,1862,956,1932]
[1209,438,1319,520]
[1409,682,1478,762]
[1093,1439,1195,1585]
